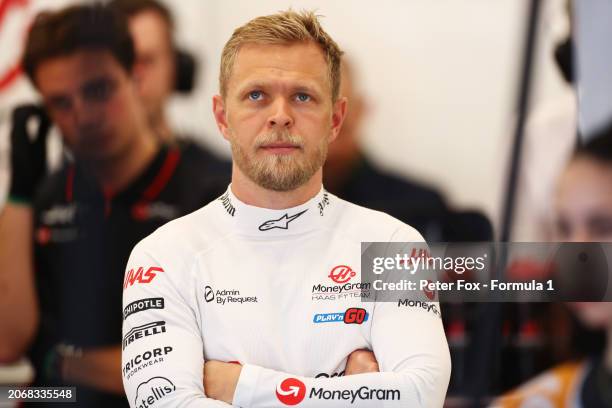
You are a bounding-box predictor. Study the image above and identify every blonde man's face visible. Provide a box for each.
[213,41,346,191]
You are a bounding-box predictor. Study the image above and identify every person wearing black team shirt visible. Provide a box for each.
[0,4,224,406]
[109,0,231,181]
[323,61,448,239]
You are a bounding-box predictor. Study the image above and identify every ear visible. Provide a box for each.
[329,96,348,144]
[212,95,231,141]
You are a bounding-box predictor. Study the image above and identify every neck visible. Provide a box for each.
[231,166,323,209]
[152,111,174,143]
[88,127,158,193]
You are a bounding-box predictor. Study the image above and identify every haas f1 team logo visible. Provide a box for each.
[328,265,356,284]
[276,378,306,405]
[123,266,164,290]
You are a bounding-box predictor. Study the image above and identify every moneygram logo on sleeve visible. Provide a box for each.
[123,266,164,290]
[276,378,400,405]
[276,378,306,405]
[135,376,175,407]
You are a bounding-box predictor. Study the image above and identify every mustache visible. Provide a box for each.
[255,130,304,149]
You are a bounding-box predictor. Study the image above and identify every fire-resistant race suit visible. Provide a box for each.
[121,186,451,407]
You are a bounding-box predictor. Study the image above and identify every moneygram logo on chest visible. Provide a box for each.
[204,285,258,305]
[312,265,371,301]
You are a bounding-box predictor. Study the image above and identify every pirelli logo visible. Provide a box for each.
[123,321,166,350]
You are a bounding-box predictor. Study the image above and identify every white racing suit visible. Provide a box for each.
[122,186,451,407]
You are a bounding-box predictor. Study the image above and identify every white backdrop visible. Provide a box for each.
[167,0,571,231]
[0,0,571,233]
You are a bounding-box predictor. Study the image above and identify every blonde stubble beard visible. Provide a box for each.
[230,129,329,192]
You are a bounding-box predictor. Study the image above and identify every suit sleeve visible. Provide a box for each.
[232,226,451,407]
[121,241,230,407]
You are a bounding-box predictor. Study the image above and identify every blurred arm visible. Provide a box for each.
[0,203,39,362]
[62,345,124,395]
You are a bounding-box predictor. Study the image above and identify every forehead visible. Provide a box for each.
[228,41,329,93]
[129,10,172,52]
[35,50,127,95]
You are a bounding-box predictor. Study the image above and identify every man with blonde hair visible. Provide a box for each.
[122,10,450,407]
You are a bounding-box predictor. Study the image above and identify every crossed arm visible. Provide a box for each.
[203,350,380,404]
[121,245,451,407]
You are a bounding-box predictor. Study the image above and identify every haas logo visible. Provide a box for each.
[276,378,306,405]
[123,266,164,290]
[328,265,356,284]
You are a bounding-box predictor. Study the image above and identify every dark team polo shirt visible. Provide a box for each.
[28,145,227,407]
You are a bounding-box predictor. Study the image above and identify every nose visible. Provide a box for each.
[73,97,101,131]
[267,98,293,129]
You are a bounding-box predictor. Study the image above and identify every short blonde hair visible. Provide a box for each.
[220,10,343,102]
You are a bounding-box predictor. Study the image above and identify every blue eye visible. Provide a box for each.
[296,93,311,102]
[248,91,263,101]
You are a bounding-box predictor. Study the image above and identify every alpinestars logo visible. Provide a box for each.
[276,378,306,405]
[123,321,166,350]
[258,210,307,231]
[135,376,175,407]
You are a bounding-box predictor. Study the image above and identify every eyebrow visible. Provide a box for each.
[80,75,115,92]
[236,80,323,96]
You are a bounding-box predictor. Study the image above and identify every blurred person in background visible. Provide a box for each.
[109,0,231,180]
[324,60,449,240]
[0,4,224,406]
[492,125,612,407]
